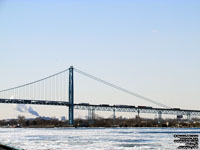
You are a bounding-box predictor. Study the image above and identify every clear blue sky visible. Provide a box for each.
[0,1,200,119]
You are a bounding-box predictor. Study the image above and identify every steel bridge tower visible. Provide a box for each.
[69,66,74,126]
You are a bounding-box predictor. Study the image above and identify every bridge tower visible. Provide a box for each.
[69,66,74,126]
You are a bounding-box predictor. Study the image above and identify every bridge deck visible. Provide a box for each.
[0,98,200,116]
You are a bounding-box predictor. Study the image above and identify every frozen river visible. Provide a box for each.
[0,128,200,150]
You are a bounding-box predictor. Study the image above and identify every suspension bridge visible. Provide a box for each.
[0,66,200,126]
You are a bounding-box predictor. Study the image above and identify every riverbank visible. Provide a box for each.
[1,116,200,128]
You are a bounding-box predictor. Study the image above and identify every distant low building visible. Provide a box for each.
[61,116,66,121]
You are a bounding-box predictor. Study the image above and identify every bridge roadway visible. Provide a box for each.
[0,98,200,116]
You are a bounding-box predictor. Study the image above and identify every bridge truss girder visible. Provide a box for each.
[0,98,200,118]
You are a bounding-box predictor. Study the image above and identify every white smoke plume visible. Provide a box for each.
[16,104,39,117]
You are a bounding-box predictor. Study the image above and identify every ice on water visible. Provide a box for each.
[0,128,200,150]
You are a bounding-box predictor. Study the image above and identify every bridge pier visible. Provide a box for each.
[187,113,191,121]
[136,110,140,126]
[158,111,162,124]
[68,66,74,126]
[113,108,116,126]
[88,108,95,124]
[137,110,140,118]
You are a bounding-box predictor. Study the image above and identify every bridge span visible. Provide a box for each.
[0,98,199,118]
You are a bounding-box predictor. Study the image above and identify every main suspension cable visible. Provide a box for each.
[74,68,170,108]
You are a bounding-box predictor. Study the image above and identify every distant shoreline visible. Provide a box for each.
[1,126,200,129]
[1,116,200,128]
